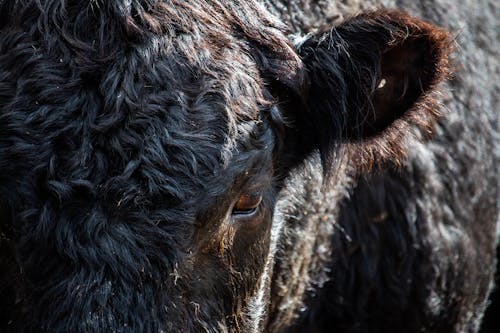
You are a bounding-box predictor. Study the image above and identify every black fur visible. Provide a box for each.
[0,1,497,333]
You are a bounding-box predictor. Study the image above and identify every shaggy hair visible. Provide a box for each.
[0,1,497,333]
[0,1,302,331]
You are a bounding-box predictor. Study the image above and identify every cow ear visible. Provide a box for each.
[287,10,452,173]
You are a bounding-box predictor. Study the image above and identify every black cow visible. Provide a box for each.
[0,1,497,332]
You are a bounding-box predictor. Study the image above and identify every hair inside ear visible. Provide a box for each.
[357,36,437,138]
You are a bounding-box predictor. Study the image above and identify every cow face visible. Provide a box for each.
[0,1,450,332]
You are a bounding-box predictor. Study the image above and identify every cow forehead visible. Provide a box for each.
[2,0,301,215]
[97,42,275,196]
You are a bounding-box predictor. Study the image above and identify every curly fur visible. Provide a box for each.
[0,1,301,331]
[0,1,497,333]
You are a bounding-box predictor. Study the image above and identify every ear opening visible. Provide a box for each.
[348,11,453,140]
[345,11,454,171]
[361,36,441,137]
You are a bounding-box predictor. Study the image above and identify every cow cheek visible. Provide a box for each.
[232,207,273,290]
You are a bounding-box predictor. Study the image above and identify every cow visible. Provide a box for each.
[0,1,498,332]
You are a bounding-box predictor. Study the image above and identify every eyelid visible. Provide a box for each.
[232,191,263,215]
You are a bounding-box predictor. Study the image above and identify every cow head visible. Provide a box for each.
[0,1,451,332]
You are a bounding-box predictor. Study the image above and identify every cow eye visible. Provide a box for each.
[232,192,262,215]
